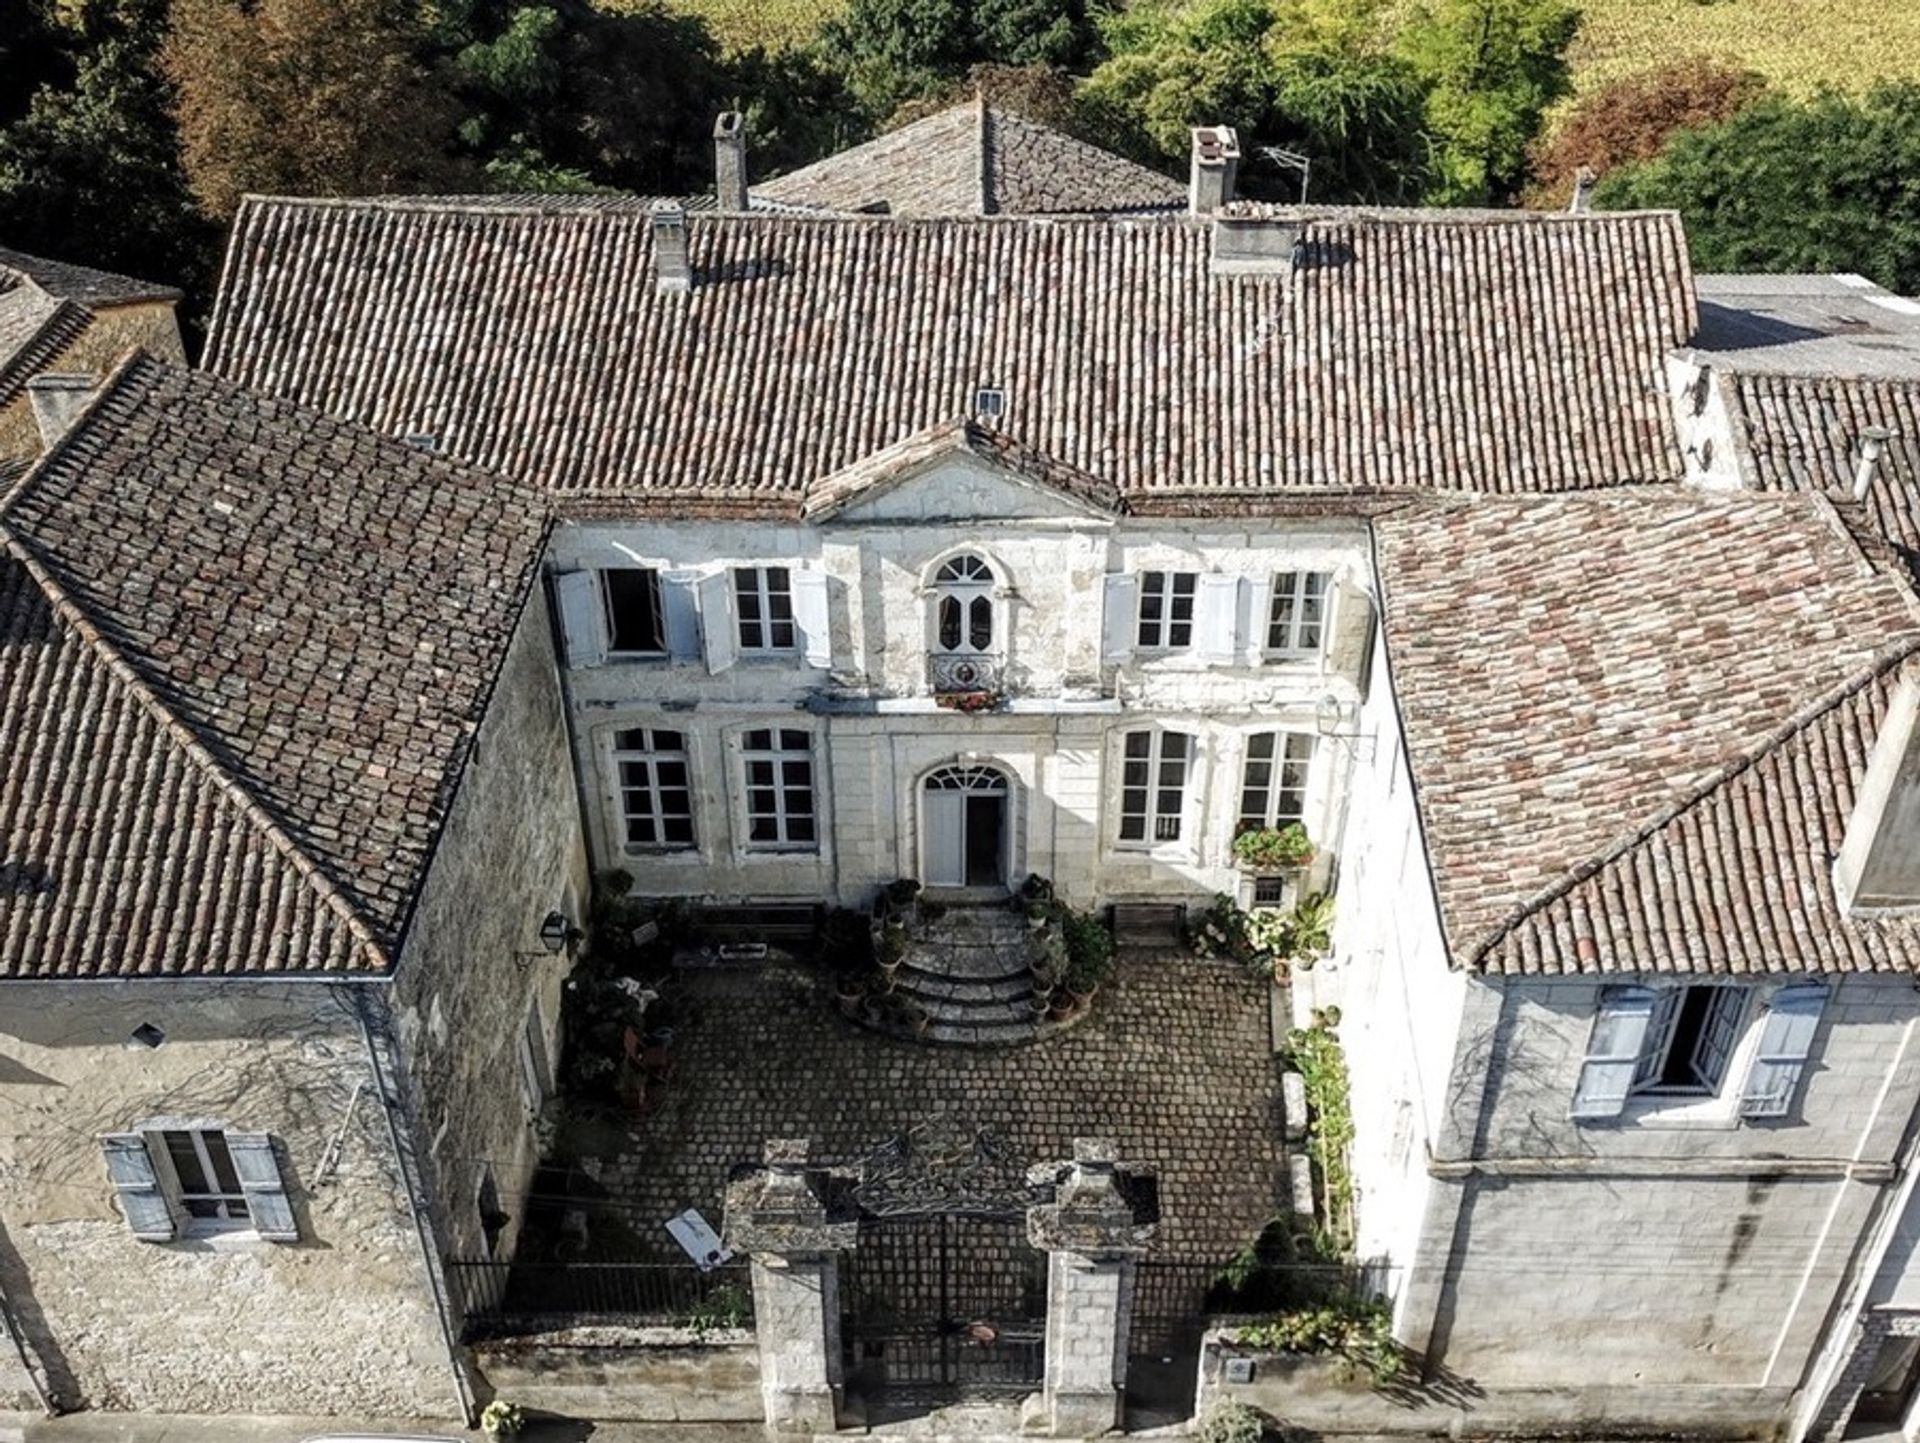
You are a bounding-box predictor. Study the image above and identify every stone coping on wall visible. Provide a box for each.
[473,1324,755,1350]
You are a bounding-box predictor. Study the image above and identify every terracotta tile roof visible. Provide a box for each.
[756,101,1186,217]
[0,354,551,978]
[800,418,1125,518]
[1373,492,1920,976]
[0,245,182,309]
[205,202,1694,503]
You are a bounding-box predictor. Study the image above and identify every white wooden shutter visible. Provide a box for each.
[1325,575,1374,679]
[1101,574,1137,663]
[1196,575,1242,664]
[100,1133,175,1241]
[1242,575,1273,664]
[696,570,738,674]
[1570,987,1658,1120]
[1740,984,1829,1118]
[226,1133,299,1241]
[553,570,606,670]
[661,570,703,661]
[792,570,832,669]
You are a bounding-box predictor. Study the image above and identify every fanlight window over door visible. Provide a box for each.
[930,554,1001,694]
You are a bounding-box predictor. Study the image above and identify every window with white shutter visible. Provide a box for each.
[697,571,739,674]
[1574,983,1789,1123]
[791,571,832,669]
[224,1133,299,1241]
[1266,571,1330,655]
[1740,984,1828,1118]
[1570,987,1658,1119]
[1102,574,1137,663]
[103,1128,298,1241]
[1136,571,1198,650]
[553,571,606,669]
[1195,575,1243,664]
[733,566,797,652]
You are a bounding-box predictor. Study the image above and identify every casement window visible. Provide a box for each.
[1238,732,1316,833]
[1118,729,1195,844]
[1136,571,1198,650]
[741,728,818,851]
[99,1128,298,1242]
[604,568,667,654]
[734,566,797,652]
[519,999,551,1117]
[477,1164,509,1258]
[1267,571,1330,655]
[613,727,695,851]
[1571,983,1829,1121]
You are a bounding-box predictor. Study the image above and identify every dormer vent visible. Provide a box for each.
[714,111,748,213]
[652,204,691,294]
[26,372,97,448]
[1189,126,1241,216]
[1854,426,1894,500]
[973,386,1006,421]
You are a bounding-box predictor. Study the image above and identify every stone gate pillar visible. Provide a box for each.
[724,1138,859,1436]
[1024,1138,1159,1437]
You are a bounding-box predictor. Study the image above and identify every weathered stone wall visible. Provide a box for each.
[472,1328,761,1422]
[388,581,589,1267]
[550,498,1371,909]
[0,979,453,1416]
[0,302,186,463]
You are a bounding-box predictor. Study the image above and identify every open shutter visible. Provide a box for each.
[1740,984,1829,1119]
[792,570,832,669]
[1570,987,1658,1120]
[1196,575,1243,665]
[553,571,606,670]
[1241,575,1273,665]
[1102,574,1137,663]
[226,1133,299,1241]
[1325,575,1374,682]
[696,570,738,674]
[100,1134,175,1241]
[661,570,702,661]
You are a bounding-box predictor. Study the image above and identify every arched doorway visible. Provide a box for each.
[920,764,1010,890]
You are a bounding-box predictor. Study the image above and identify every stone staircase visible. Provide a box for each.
[865,903,1059,1046]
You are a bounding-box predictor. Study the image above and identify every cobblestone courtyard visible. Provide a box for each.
[557,956,1286,1266]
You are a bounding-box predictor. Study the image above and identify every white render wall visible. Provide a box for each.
[548,458,1374,907]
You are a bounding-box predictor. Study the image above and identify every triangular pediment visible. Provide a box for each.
[802,420,1125,524]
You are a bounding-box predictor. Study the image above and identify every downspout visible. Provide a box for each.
[348,983,477,1425]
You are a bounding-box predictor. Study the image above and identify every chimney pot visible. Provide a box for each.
[713,111,748,213]
[651,204,691,294]
[1854,426,1895,500]
[1189,125,1241,216]
[27,372,97,449]
[1569,167,1598,214]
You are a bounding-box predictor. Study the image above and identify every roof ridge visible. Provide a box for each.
[1466,637,1920,970]
[0,361,392,972]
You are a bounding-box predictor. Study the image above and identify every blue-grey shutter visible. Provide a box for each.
[696,570,738,674]
[100,1134,175,1241]
[226,1133,299,1241]
[661,570,702,661]
[553,571,606,669]
[1570,986,1658,1120]
[1740,984,1829,1119]
[1102,574,1136,663]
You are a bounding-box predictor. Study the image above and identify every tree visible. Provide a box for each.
[1596,82,1920,295]
[1079,0,1435,204]
[1395,0,1578,204]
[0,0,64,130]
[164,0,471,218]
[1525,59,1764,207]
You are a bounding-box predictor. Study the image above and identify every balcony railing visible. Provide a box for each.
[446,1258,753,1339]
[928,652,1005,695]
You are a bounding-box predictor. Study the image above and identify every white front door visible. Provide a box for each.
[924,788,966,887]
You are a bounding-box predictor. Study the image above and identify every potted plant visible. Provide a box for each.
[1048,986,1077,1021]
[1024,898,1051,930]
[481,1401,524,1443]
[877,926,908,973]
[833,971,867,1012]
[1231,822,1316,873]
[1020,873,1054,903]
[1027,989,1053,1018]
[886,877,922,909]
[1030,930,1067,988]
[1062,908,1115,1002]
[1284,892,1336,968]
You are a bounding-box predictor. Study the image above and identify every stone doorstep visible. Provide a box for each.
[894,970,1034,1005]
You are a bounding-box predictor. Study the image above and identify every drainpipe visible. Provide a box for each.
[348,985,478,1425]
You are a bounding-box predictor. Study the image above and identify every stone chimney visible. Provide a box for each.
[1189,126,1240,216]
[1836,672,1920,913]
[1569,166,1598,214]
[714,111,748,213]
[27,372,97,448]
[1854,426,1895,500]
[651,204,691,294]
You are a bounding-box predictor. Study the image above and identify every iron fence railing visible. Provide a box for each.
[446,1259,753,1339]
[928,653,1004,695]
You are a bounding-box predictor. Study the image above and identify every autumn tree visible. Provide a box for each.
[164,0,470,218]
[1526,59,1764,206]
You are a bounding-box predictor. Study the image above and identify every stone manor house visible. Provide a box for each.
[6,111,1920,1439]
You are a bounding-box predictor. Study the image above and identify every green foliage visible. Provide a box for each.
[1594,82,1920,295]
[1197,1400,1267,1443]
[817,0,1099,119]
[1231,822,1315,870]
[1189,892,1332,977]
[1394,0,1579,202]
[1232,1294,1403,1387]
[678,1281,752,1334]
[1283,1020,1355,1252]
[1061,907,1115,993]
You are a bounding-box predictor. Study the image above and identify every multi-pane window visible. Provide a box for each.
[1238,732,1316,833]
[735,566,796,651]
[1136,571,1198,650]
[934,554,996,654]
[604,568,665,653]
[1118,729,1194,844]
[613,727,694,850]
[162,1129,249,1224]
[1633,986,1749,1095]
[742,728,817,850]
[1267,571,1329,654]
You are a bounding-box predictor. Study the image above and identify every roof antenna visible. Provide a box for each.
[1854,427,1895,500]
[1258,146,1311,205]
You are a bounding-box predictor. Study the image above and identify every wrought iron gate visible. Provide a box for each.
[842,1210,1047,1401]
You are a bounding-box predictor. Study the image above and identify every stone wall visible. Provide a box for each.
[0,979,454,1417]
[387,581,589,1267]
[0,302,186,463]
[472,1328,761,1422]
